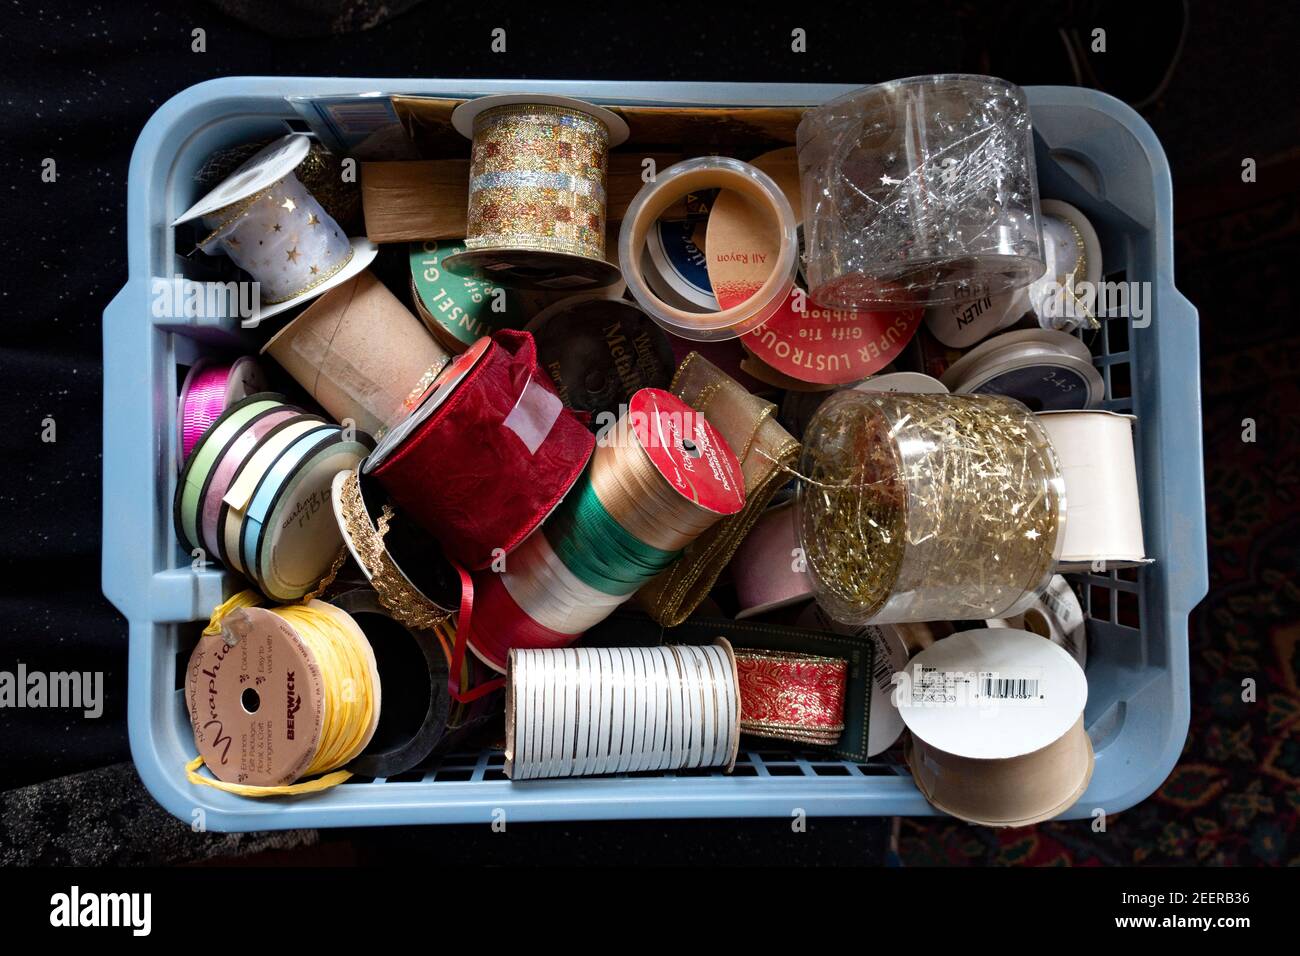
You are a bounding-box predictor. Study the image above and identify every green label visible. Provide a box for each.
[409,240,517,346]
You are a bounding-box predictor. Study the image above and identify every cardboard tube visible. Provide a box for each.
[262,270,450,437]
[1037,410,1148,570]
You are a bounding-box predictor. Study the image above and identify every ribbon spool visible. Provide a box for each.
[778,371,949,442]
[734,648,847,746]
[940,328,1104,411]
[184,591,381,795]
[796,75,1044,310]
[174,393,294,560]
[262,270,451,438]
[923,281,1029,349]
[706,148,923,384]
[643,212,718,311]
[899,628,1094,826]
[468,387,746,671]
[444,95,628,291]
[1027,200,1104,333]
[799,390,1066,625]
[365,330,595,570]
[328,588,452,779]
[235,425,374,602]
[505,641,741,780]
[987,574,1087,669]
[179,398,372,601]
[176,357,267,467]
[732,501,815,619]
[172,134,378,326]
[527,295,676,418]
[1037,410,1148,570]
[330,468,461,632]
[620,157,800,342]
[635,353,800,626]
[409,239,523,354]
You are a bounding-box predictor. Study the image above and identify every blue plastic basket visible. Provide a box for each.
[103,78,1205,831]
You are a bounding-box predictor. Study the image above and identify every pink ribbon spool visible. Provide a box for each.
[731,501,816,619]
[177,357,266,465]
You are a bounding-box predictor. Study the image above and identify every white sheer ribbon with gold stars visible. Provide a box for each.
[199,172,353,305]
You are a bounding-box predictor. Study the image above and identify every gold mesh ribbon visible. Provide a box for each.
[634,353,801,625]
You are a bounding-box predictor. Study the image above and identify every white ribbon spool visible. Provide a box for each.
[1037,410,1148,570]
[506,642,739,780]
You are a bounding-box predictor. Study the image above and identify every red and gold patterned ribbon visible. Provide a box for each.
[734,649,847,746]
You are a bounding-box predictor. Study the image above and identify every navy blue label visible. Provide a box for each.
[972,364,1094,411]
[655,220,713,295]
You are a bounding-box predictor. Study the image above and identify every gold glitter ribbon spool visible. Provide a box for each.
[799,391,1066,625]
[636,353,800,625]
[444,96,627,290]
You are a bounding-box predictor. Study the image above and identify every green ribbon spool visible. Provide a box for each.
[544,476,681,596]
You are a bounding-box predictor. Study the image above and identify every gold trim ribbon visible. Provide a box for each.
[338,470,453,631]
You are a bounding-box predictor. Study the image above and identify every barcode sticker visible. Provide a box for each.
[974,668,1045,705]
[907,666,1046,707]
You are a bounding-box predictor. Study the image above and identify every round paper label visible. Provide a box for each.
[647,217,717,309]
[897,628,1087,760]
[624,388,745,516]
[410,240,519,348]
[968,362,1096,411]
[185,606,322,786]
[530,297,675,417]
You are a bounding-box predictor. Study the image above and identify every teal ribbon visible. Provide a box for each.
[545,476,681,596]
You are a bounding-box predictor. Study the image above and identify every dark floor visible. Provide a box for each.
[0,1,1296,865]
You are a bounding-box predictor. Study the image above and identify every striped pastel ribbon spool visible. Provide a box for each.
[505,641,740,780]
[177,357,266,465]
[467,388,746,672]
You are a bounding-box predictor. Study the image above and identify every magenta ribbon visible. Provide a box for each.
[180,363,236,462]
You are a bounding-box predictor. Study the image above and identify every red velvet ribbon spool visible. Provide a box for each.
[370,330,595,570]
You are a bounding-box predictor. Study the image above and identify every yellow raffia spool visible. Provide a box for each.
[183,590,380,797]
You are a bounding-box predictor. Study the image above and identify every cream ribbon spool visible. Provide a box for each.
[1037,409,1148,570]
[898,627,1094,826]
